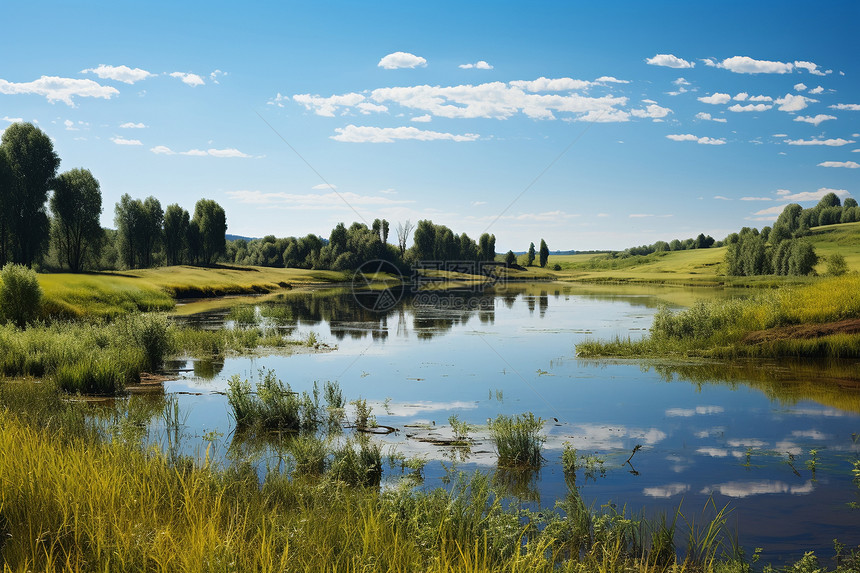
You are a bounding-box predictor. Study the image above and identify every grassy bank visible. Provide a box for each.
[38,265,347,320]
[2,382,858,572]
[577,275,860,359]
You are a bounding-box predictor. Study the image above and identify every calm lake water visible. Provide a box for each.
[161,283,860,562]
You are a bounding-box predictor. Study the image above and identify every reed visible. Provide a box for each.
[489,412,545,468]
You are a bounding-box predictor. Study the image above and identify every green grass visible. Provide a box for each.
[577,275,860,359]
[489,412,545,468]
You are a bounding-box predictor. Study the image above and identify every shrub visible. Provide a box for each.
[489,412,545,468]
[0,263,43,327]
[826,253,848,277]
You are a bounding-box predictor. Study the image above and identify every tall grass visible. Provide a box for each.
[489,412,545,468]
[578,275,860,358]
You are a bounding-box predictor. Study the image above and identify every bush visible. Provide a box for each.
[489,412,545,468]
[0,263,43,327]
[826,253,848,277]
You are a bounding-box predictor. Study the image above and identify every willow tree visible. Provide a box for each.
[50,168,103,272]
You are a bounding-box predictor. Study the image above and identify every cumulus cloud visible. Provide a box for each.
[794,83,807,91]
[378,52,427,70]
[0,75,118,106]
[410,114,431,122]
[775,93,817,112]
[356,102,388,114]
[696,112,727,123]
[707,56,794,74]
[728,103,772,112]
[120,122,147,128]
[630,103,672,120]
[698,93,731,105]
[666,134,726,145]
[331,124,479,143]
[1,116,23,123]
[830,103,860,111]
[169,72,205,87]
[293,92,365,117]
[110,136,142,146]
[818,161,859,168]
[794,61,829,76]
[808,86,824,94]
[740,196,772,201]
[209,69,227,83]
[594,76,630,84]
[775,187,849,201]
[459,60,493,70]
[82,64,153,84]
[311,183,336,190]
[785,137,855,146]
[734,92,749,101]
[646,54,694,68]
[148,145,251,157]
[793,114,836,126]
[509,77,594,91]
[714,195,731,200]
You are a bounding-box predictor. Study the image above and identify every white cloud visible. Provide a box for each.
[818,161,859,168]
[226,189,412,209]
[459,60,493,70]
[410,114,431,122]
[698,93,731,105]
[740,196,772,201]
[81,64,153,84]
[110,136,142,146]
[331,124,479,143]
[471,200,486,206]
[808,86,824,94]
[630,103,672,120]
[696,112,727,123]
[673,77,691,86]
[63,119,76,130]
[594,76,630,84]
[666,406,725,417]
[509,77,594,91]
[1,116,23,123]
[794,83,807,91]
[645,54,694,68]
[268,93,289,108]
[774,187,849,202]
[734,92,748,101]
[311,183,336,190]
[643,483,690,498]
[120,122,147,128]
[785,137,855,146]
[794,61,829,76]
[714,195,731,200]
[728,103,772,112]
[169,72,205,87]
[666,134,726,145]
[356,102,388,114]
[378,52,427,70]
[775,93,817,112]
[701,480,814,498]
[749,95,774,102]
[293,92,365,117]
[378,188,397,194]
[209,69,227,83]
[830,103,860,111]
[207,148,250,158]
[710,56,794,74]
[793,114,836,126]
[149,145,251,157]
[753,204,789,217]
[0,75,118,106]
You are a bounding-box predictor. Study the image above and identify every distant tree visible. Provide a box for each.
[788,240,818,276]
[192,199,227,266]
[844,197,858,209]
[50,168,103,272]
[186,222,202,265]
[115,194,144,268]
[817,192,841,209]
[527,242,536,266]
[163,204,190,265]
[0,122,60,266]
[504,250,516,267]
[539,239,549,268]
[395,220,414,256]
[653,240,669,252]
[0,149,14,266]
[826,253,848,276]
[669,238,682,251]
[775,204,803,235]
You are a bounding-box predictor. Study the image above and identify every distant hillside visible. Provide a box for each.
[226,234,257,242]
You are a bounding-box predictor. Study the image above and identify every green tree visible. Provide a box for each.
[816,192,841,209]
[775,203,803,235]
[0,263,42,327]
[163,204,190,266]
[50,168,103,272]
[504,250,516,267]
[0,122,60,266]
[115,195,163,268]
[0,148,13,266]
[191,199,227,266]
[826,253,848,276]
[527,242,536,266]
[539,239,549,268]
[844,197,858,209]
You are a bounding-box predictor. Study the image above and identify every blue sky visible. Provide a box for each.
[1,1,858,251]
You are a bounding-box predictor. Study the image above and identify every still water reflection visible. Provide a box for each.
[165,283,860,560]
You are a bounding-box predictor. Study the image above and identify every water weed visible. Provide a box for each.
[489,412,545,468]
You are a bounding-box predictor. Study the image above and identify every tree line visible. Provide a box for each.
[723,192,857,276]
[0,122,228,272]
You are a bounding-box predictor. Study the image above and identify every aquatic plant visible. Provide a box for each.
[489,412,545,468]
